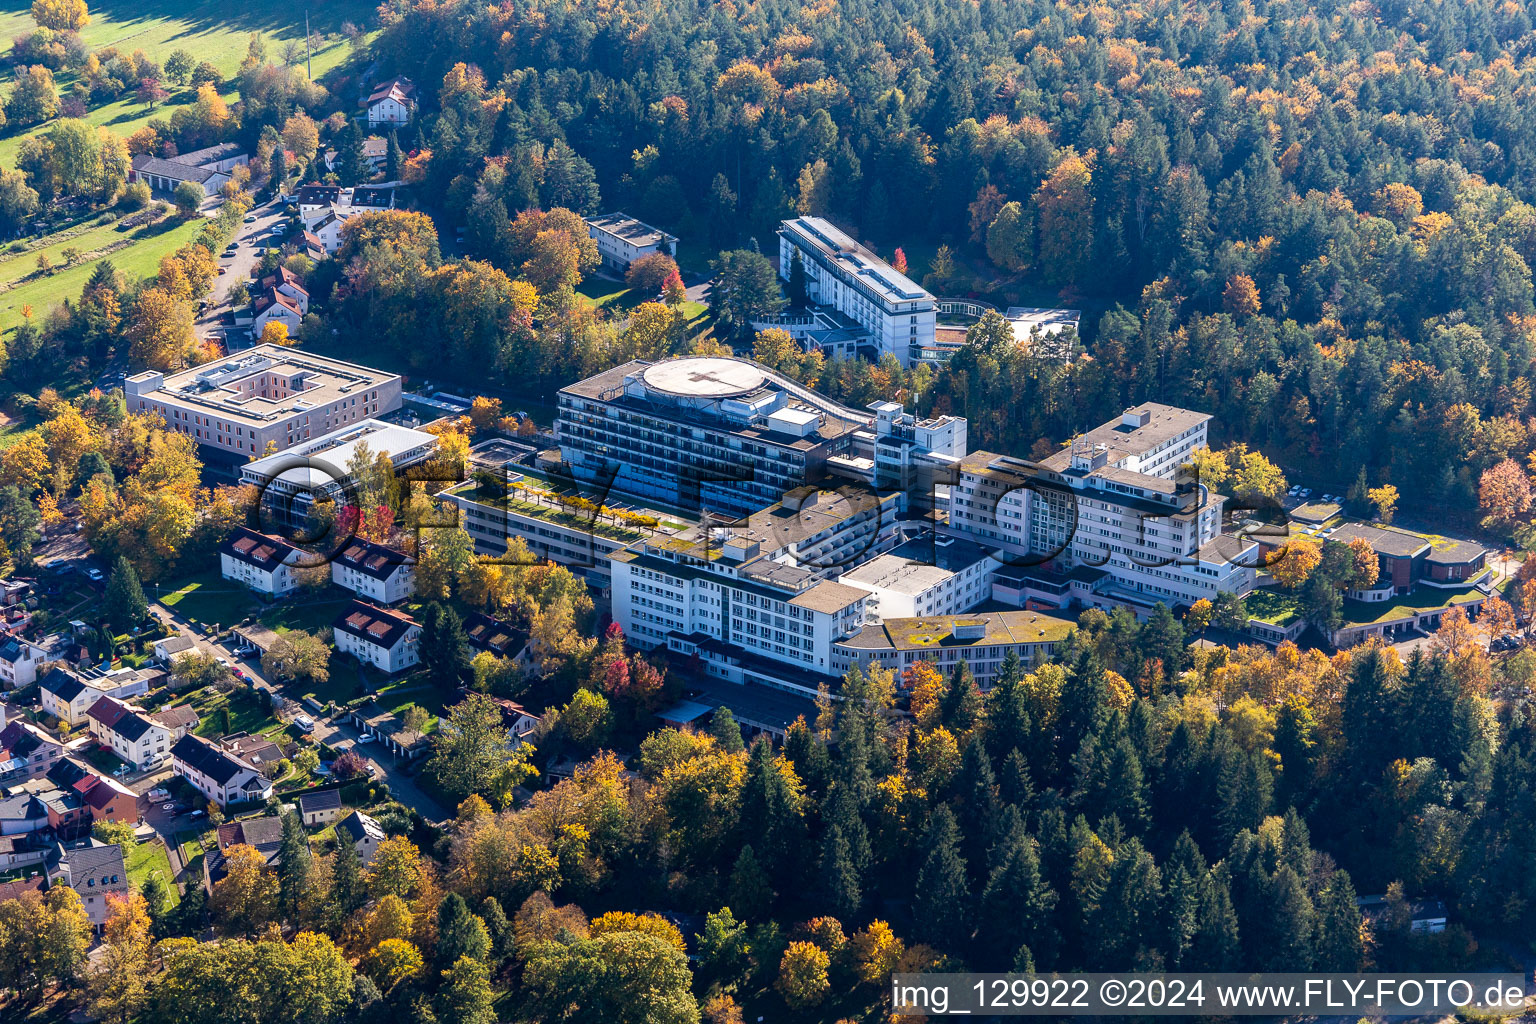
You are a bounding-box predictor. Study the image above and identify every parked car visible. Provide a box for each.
[112,764,132,777]
[187,809,208,820]
[294,714,315,733]
[86,568,104,581]
[146,788,171,802]
[1299,488,1313,498]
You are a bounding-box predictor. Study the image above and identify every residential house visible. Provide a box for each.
[252,287,305,336]
[220,527,303,598]
[0,790,47,836]
[311,211,348,254]
[47,838,128,931]
[331,538,415,604]
[128,156,229,199]
[85,696,173,771]
[485,695,539,741]
[170,735,274,808]
[151,704,200,740]
[336,810,386,865]
[39,667,153,727]
[256,266,310,315]
[363,76,416,126]
[298,789,342,827]
[0,759,136,840]
[220,733,284,776]
[209,814,286,880]
[295,184,344,223]
[153,635,195,665]
[0,833,46,872]
[0,713,65,784]
[332,601,420,675]
[463,612,525,658]
[0,635,45,689]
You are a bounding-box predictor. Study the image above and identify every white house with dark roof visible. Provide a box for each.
[39,667,151,727]
[0,634,44,689]
[336,809,386,864]
[220,527,302,597]
[85,696,173,771]
[170,734,273,808]
[331,538,414,604]
[47,838,127,931]
[298,788,342,827]
[332,601,420,674]
[129,155,230,198]
[363,76,416,126]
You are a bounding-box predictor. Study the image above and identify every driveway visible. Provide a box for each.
[151,600,449,823]
[199,196,292,342]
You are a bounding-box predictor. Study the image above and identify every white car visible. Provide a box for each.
[112,764,132,777]
[294,714,315,733]
[86,568,104,581]
[146,788,171,802]
[1299,488,1313,498]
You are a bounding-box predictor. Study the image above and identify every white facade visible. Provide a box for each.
[365,78,416,126]
[220,551,299,598]
[947,404,1257,611]
[778,217,936,367]
[585,212,677,272]
[252,291,304,335]
[241,420,437,526]
[40,670,151,727]
[333,604,421,675]
[0,636,44,689]
[331,542,416,605]
[170,736,274,808]
[840,537,1000,619]
[86,698,173,771]
[124,346,403,458]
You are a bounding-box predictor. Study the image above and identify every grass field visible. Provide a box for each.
[125,838,180,908]
[156,569,258,629]
[260,588,354,634]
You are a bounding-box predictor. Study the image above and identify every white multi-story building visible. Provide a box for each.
[84,696,173,771]
[332,601,420,674]
[840,536,1000,619]
[364,77,416,126]
[240,419,437,525]
[557,356,962,516]
[0,635,45,689]
[170,735,273,808]
[947,404,1257,614]
[125,345,403,460]
[220,528,303,597]
[610,487,911,696]
[778,217,936,366]
[585,213,677,272]
[331,538,415,604]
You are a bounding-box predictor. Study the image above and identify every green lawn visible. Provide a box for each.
[156,569,258,629]
[125,838,180,908]
[575,277,708,325]
[374,676,447,733]
[1246,588,1303,626]
[1342,586,1487,626]
[0,215,204,335]
[302,655,371,708]
[188,687,283,739]
[260,588,355,634]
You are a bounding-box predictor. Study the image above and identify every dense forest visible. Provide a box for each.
[354,0,1536,524]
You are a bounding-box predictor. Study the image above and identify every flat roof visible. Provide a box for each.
[642,357,767,398]
[842,609,1076,653]
[242,419,436,486]
[127,344,399,426]
[842,537,995,596]
[1039,402,1210,472]
[781,216,933,304]
[586,212,673,248]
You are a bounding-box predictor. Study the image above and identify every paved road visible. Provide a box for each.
[149,601,448,823]
[198,196,291,345]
